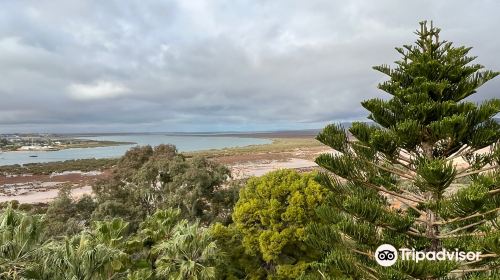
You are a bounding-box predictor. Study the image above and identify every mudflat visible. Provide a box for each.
[0,136,329,204]
[1,136,494,205]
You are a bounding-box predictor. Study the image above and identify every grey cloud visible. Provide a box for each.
[0,0,499,133]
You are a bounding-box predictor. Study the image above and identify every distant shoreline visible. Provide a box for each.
[0,134,274,166]
[0,140,136,153]
[33,129,323,139]
[0,136,328,203]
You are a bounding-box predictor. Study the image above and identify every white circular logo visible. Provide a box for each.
[375,244,398,267]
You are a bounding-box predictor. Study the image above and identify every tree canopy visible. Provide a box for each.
[92,144,234,226]
[309,21,500,279]
[231,169,330,279]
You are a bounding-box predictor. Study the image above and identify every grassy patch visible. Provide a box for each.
[61,140,134,149]
[0,158,118,175]
[184,137,325,158]
[0,137,324,175]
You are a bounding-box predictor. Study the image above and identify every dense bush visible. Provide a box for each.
[218,169,330,279]
[92,144,236,227]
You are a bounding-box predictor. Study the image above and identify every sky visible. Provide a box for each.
[0,0,499,133]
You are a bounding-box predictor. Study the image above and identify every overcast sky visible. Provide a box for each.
[0,0,499,133]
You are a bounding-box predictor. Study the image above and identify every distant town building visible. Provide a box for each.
[18,145,57,151]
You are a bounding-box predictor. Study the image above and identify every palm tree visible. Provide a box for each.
[39,219,128,280]
[153,220,220,280]
[92,218,129,248]
[136,209,181,245]
[39,232,127,280]
[0,205,44,279]
[128,208,181,272]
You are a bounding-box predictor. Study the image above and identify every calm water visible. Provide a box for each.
[0,134,271,166]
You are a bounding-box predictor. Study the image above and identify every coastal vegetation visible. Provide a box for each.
[0,22,499,279]
[0,143,238,279]
[0,136,322,176]
[186,137,324,160]
[0,158,118,175]
[225,170,331,279]
[91,144,237,227]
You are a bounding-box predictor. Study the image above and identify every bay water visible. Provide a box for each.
[0,134,271,166]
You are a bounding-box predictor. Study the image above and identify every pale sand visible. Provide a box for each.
[0,156,324,204]
[230,158,320,179]
[0,146,492,204]
[0,185,92,204]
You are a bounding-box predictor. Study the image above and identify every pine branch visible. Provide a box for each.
[362,182,425,204]
[438,219,487,237]
[382,223,428,239]
[447,145,471,161]
[436,232,486,239]
[353,142,417,172]
[460,255,497,267]
[416,217,430,224]
[450,264,500,274]
[488,187,500,195]
[401,190,426,202]
[367,161,416,180]
[409,226,424,234]
[352,248,372,258]
[358,265,379,280]
[435,207,500,225]
[362,182,427,218]
[394,159,417,173]
[405,230,427,238]
[397,152,414,164]
[317,270,327,279]
[450,267,487,273]
[388,151,418,173]
[455,164,498,179]
[479,254,498,259]
[395,148,417,166]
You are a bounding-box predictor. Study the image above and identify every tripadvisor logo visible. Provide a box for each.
[374,244,481,267]
[375,244,398,267]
